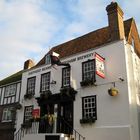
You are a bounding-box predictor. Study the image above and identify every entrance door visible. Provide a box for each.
[57,101,73,134]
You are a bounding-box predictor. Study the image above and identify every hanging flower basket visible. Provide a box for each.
[108,87,119,96]
[24,93,34,100]
[40,90,52,99]
[60,86,77,99]
[15,103,22,110]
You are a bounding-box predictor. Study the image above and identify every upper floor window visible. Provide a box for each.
[41,72,51,92]
[82,60,95,81]
[45,54,51,65]
[27,77,36,94]
[24,106,33,122]
[82,95,97,120]
[62,67,70,87]
[2,107,14,122]
[5,84,16,97]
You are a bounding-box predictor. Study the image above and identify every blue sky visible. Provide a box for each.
[0,0,140,80]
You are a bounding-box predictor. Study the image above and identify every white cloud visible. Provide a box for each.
[0,0,140,80]
[0,0,59,80]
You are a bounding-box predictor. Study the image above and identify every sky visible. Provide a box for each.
[0,0,140,80]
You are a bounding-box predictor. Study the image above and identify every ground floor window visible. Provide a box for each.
[24,106,33,122]
[82,95,97,120]
[2,107,13,122]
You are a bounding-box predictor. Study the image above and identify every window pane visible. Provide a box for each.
[2,107,13,121]
[41,72,50,92]
[62,67,70,87]
[5,84,16,97]
[83,60,95,81]
[27,77,36,94]
[24,106,33,122]
[82,96,97,119]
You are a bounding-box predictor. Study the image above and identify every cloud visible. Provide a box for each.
[0,0,59,80]
[0,0,140,80]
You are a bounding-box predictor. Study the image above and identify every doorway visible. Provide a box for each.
[57,101,73,134]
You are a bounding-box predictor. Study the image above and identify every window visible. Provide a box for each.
[2,107,13,122]
[82,95,97,120]
[5,84,16,97]
[62,67,70,87]
[82,60,95,81]
[41,72,51,92]
[24,106,33,122]
[27,77,36,94]
[45,54,51,65]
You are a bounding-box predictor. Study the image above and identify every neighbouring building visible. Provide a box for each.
[0,59,34,140]
[12,2,140,140]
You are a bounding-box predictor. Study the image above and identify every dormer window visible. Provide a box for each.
[45,54,51,65]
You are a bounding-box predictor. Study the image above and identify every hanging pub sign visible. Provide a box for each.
[95,53,105,78]
[32,108,40,118]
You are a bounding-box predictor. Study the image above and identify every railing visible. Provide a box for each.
[14,119,85,140]
[60,117,85,140]
[14,127,24,140]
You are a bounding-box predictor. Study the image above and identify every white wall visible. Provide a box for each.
[124,42,140,140]
[16,40,139,140]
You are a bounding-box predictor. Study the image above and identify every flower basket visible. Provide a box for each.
[60,87,77,99]
[80,117,96,124]
[15,103,22,110]
[108,87,119,96]
[21,121,32,128]
[40,90,52,99]
[24,92,34,100]
[80,79,95,87]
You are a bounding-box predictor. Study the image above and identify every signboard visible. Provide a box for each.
[32,108,40,118]
[95,53,105,78]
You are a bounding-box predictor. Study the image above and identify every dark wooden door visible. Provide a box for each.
[57,101,73,134]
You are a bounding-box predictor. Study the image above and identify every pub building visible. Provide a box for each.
[5,2,140,140]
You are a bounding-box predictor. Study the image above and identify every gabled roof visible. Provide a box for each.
[36,18,140,67]
[0,70,23,86]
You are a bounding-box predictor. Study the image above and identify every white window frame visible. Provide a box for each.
[82,95,97,119]
[41,72,51,92]
[62,67,70,87]
[5,84,16,97]
[2,107,13,122]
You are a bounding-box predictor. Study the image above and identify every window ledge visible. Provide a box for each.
[1,120,12,123]
[80,118,96,124]
[80,80,96,87]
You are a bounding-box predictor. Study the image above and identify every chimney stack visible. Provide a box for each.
[24,59,35,70]
[106,2,125,41]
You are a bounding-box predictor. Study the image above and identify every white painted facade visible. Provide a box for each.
[16,39,140,140]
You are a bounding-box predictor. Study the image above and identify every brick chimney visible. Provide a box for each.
[24,59,35,70]
[106,2,125,41]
